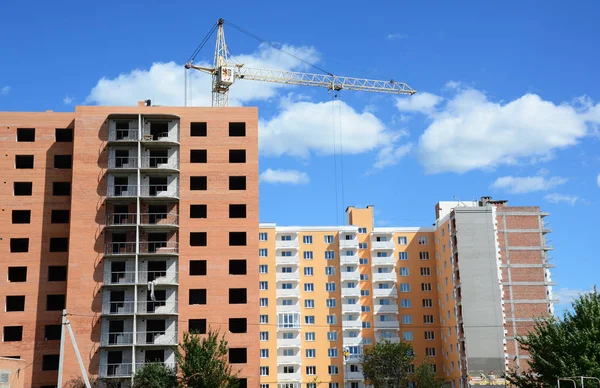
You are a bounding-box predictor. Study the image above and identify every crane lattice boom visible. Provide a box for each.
[185,18,416,107]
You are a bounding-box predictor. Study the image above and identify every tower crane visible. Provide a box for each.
[185,18,416,107]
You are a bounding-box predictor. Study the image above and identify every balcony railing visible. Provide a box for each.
[104,271,136,285]
[136,331,177,345]
[373,287,398,298]
[108,156,138,169]
[103,301,135,315]
[135,362,177,371]
[278,372,302,381]
[105,242,136,256]
[276,338,301,348]
[374,320,400,329]
[377,336,401,344]
[372,256,397,266]
[345,370,364,380]
[140,185,179,198]
[372,272,397,282]
[371,240,395,250]
[340,254,360,264]
[374,304,399,314]
[276,240,299,249]
[277,355,302,365]
[106,213,136,226]
[137,300,177,314]
[341,303,362,313]
[341,287,361,298]
[138,271,178,284]
[340,270,360,281]
[275,255,299,265]
[140,213,179,226]
[342,320,362,329]
[107,185,137,198]
[276,272,300,281]
[99,363,133,378]
[139,241,179,255]
[100,332,134,346]
[276,288,300,298]
[109,130,138,142]
[140,156,178,170]
[339,238,359,248]
[276,304,301,313]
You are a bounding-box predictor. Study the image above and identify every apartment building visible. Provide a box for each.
[0,103,259,388]
[259,199,554,388]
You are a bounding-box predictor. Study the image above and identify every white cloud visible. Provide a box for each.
[259,98,406,161]
[543,193,581,206]
[374,143,413,169]
[259,168,309,185]
[1,86,10,95]
[63,96,73,105]
[490,175,567,194]
[86,43,320,107]
[387,33,407,40]
[407,88,595,173]
[396,92,443,115]
[553,287,592,306]
[597,173,600,187]
[445,80,462,90]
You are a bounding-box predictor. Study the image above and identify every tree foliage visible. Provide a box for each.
[413,360,446,388]
[133,362,177,388]
[362,340,415,387]
[176,329,239,388]
[509,288,600,388]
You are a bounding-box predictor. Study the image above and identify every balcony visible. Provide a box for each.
[340,254,360,264]
[342,336,363,347]
[140,213,179,228]
[108,156,138,170]
[372,256,396,266]
[136,331,177,346]
[100,332,134,347]
[137,300,177,315]
[342,319,362,330]
[277,355,301,365]
[372,272,397,282]
[140,156,178,171]
[104,242,136,256]
[276,304,301,313]
[373,287,398,298]
[105,213,136,227]
[138,271,178,285]
[345,370,364,380]
[135,362,177,372]
[140,184,179,199]
[139,241,179,255]
[371,240,395,250]
[339,238,359,248]
[341,270,360,281]
[278,372,302,381]
[103,271,136,285]
[374,320,400,330]
[276,240,299,249]
[102,301,135,315]
[107,185,137,198]
[342,303,362,313]
[99,363,133,378]
[277,338,301,348]
[276,288,300,298]
[374,304,399,314]
[108,128,138,143]
[275,255,299,265]
[276,272,300,281]
[376,336,401,344]
[341,287,361,298]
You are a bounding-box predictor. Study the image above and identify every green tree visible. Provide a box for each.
[509,288,600,388]
[361,340,415,387]
[133,362,177,388]
[413,360,446,388]
[176,329,239,388]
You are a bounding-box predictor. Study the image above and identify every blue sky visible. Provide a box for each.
[1,0,599,311]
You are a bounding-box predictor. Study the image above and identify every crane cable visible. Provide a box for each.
[331,92,340,226]
[337,91,346,219]
[186,22,219,64]
[223,19,334,77]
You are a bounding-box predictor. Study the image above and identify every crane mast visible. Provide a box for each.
[185,18,416,107]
